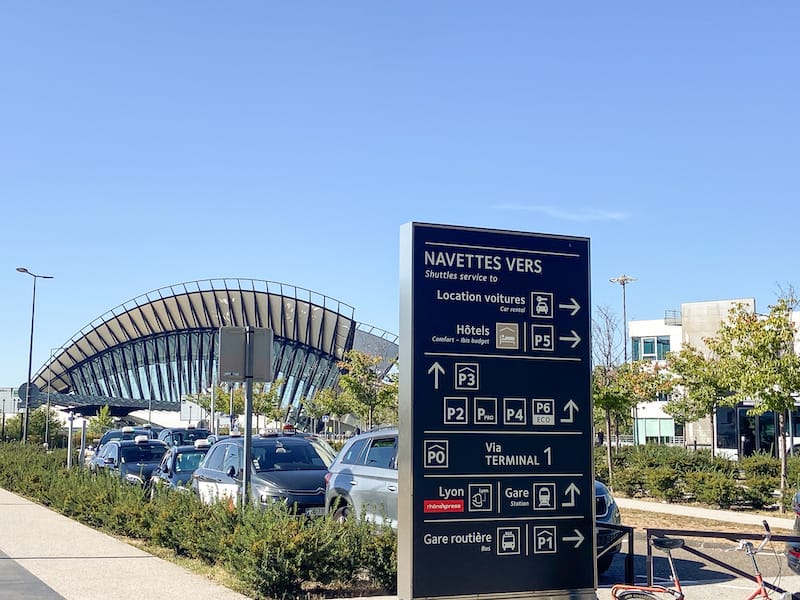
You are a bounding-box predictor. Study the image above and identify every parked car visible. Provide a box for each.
[785,491,800,574]
[157,426,211,447]
[149,438,211,497]
[93,425,160,452]
[324,427,622,573]
[190,433,334,515]
[88,435,169,486]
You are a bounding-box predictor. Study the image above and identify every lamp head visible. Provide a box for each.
[16,267,29,274]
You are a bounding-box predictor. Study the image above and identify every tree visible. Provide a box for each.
[705,298,800,501]
[186,385,245,429]
[664,344,730,452]
[252,379,285,430]
[313,387,353,436]
[300,393,327,434]
[87,405,114,439]
[337,350,397,430]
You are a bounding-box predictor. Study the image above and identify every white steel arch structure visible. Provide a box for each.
[29,279,397,417]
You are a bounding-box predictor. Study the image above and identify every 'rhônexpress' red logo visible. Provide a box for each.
[423,499,464,513]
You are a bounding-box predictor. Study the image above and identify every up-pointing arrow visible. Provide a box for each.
[562,482,581,507]
[563,529,585,548]
[558,297,581,316]
[427,362,445,389]
[560,399,579,423]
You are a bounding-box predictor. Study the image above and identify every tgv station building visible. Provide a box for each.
[23,279,398,427]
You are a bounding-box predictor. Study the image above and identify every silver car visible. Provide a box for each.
[324,428,398,528]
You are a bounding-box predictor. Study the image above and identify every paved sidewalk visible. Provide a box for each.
[0,487,249,600]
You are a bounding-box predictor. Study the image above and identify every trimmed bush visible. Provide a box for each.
[0,442,396,599]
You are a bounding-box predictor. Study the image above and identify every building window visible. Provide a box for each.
[630,336,671,362]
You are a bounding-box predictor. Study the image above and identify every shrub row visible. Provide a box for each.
[0,443,396,599]
[594,444,800,510]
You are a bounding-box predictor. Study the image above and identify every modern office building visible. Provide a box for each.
[17,279,398,427]
[629,298,800,458]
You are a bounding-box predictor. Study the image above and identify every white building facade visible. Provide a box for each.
[627,298,800,459]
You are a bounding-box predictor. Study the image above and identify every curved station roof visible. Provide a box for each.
[27,279,398,418]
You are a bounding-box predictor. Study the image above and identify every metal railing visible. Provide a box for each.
[644,526,800,595]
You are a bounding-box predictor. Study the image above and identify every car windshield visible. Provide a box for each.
[120,445,165,463]
[175,450,207,472]
[251,439,332,472]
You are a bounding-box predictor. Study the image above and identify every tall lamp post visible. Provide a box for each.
[610,273,637,445]
[17,267,54,444]
[609,274,636,362]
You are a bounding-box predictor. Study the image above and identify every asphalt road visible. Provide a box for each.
[596,530,800,600]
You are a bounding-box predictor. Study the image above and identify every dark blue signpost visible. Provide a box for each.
[399,222,594,600]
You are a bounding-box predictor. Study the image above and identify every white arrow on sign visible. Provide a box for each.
[559,330,581,348]
[560,399,579,423]
[563,529,585,548]
[428,362,445,389]
[562,482,581,507]
[558,297,581,316]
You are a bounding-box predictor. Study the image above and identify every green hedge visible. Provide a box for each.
[595,444,800,511]
[0,443,396,599]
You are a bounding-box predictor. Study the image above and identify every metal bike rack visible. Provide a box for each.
[597,521,636,584]
[645,527,800,596]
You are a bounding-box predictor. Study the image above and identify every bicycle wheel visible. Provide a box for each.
[614,591,659,600]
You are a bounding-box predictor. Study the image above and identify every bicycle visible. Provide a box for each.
[610,520,790,600]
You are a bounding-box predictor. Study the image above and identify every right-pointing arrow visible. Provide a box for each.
[559,330,581,348]
[558,297,581,316]
[563,529,585,548]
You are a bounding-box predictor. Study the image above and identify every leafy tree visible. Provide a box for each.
[705,298,800,500]
[337,350,397,430]
[592,360,672,490]
[252,379,285,429]
[299,393,327,434]
[665,344,730,452]
[28,407,67,448]
[87,405,114,439]
[186,385,245,428]
[312,387,353,436]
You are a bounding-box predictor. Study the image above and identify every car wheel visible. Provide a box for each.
[333,505,351,523]
[597,552,615,574]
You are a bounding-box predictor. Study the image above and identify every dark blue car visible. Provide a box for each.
[89,435,168,486]
[149,439,211,498]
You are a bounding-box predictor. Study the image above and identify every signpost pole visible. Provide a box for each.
[242,327,255,509]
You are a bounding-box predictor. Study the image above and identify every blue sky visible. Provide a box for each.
[2,3,798,387]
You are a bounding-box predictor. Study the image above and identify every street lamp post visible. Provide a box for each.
[610,273,637,446]
[609,274,636,362]
[17,267,54,444]
[45,347,58,448]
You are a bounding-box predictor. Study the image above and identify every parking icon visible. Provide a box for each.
[503,397,527,425]
[423,440,449,469]
[455,363,480,391]
[474,397,497,424]
[443,397,468,424]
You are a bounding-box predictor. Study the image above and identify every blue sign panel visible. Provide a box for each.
[399,222,593,599]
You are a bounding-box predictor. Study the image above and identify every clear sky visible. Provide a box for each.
[2,3,798,387]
